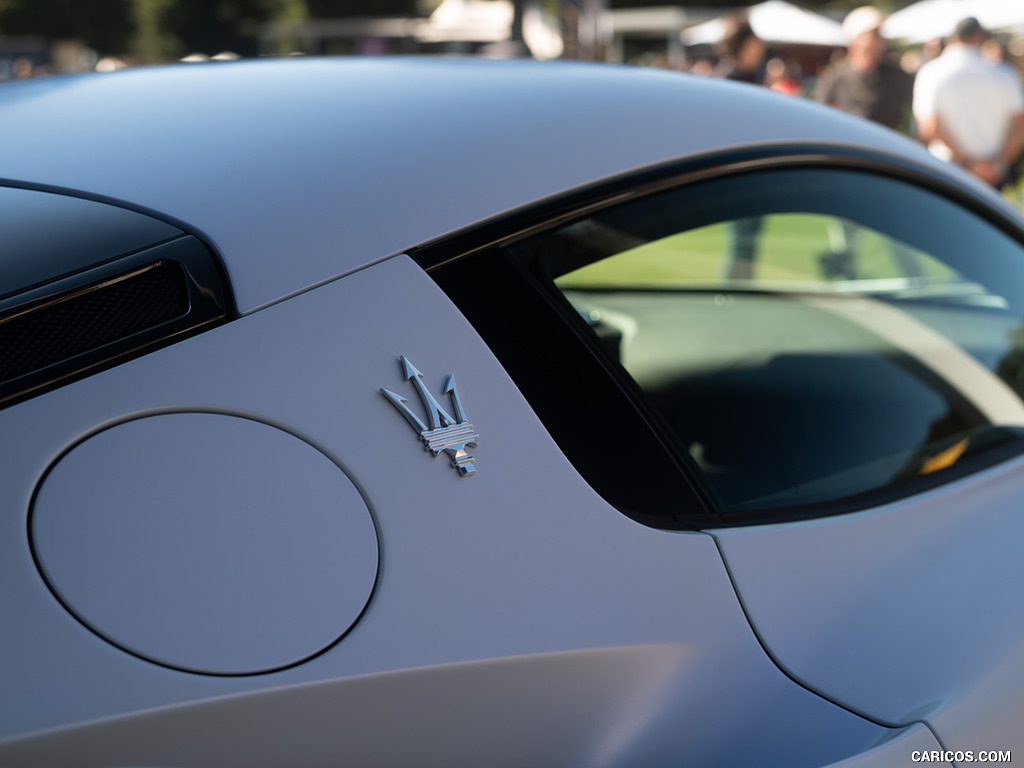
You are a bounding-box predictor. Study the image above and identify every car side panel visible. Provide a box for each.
[714,460,1024,756]
[1,255,891,765]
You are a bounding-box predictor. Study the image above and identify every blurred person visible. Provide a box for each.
[981,37,1008,67]
[766,57,801,96]
[815,6,913,131]
[913,17,1024,188]
[980,35,1024,196]
[900,49,923,75]
[713,16,767,280]
[816,7,916,279]
[688,58,714,78]
[921,37,945,66]
[713,16,766,85]
[12,56,34,79]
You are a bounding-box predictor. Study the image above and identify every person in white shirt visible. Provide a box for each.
[913,16,1024,187]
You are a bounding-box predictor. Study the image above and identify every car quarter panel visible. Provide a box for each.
[713,461,1024,756]
[0,255,894,766]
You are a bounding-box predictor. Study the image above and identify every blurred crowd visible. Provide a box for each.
[664,6,1024,192]
[3,3,1022,192]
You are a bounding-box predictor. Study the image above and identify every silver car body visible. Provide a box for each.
[1,58,1022,767]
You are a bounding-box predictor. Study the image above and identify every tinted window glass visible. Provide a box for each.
[512,169,1024,513]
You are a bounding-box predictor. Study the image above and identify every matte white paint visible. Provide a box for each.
[714,456,1024,755]
[0,257,893,765]
[32,412,379,675]
[3,58,1017,765]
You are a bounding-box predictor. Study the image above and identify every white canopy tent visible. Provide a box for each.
[418,0,511,43]
[418,0,564,59]
[681,1,845,47]
[258,0,563,59]
[883,0,1024,43]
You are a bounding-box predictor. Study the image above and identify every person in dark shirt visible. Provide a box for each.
[713,16,767,85]
[814,7,918,279]
[815,6,913,131]
[713,16,767,279]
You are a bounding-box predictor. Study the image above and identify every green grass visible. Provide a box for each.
[1006,179,1024,213]
[556,213,958,288]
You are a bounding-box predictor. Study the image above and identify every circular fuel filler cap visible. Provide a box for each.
[31,412,378,675]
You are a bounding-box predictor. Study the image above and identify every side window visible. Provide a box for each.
[507,168,1024,516]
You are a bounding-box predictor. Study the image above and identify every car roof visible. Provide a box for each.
[0,56,954,313]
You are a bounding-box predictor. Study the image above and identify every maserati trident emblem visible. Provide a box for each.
[380,356,479,476]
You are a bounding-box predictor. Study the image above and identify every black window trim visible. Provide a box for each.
[414,145,1024,528]
[414,143,1024,274]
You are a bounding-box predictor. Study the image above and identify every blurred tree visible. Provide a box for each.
[133,0,180,62]
[258,0,310,55]
[0,0,132,54]
[170,0,309,57]
[0,0,315,61]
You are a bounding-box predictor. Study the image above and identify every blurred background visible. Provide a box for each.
[0,0,1020,77]
[3,0,1024,208]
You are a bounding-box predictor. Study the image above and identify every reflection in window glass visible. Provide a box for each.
[559,216,959,289]
[525,170,1024,513]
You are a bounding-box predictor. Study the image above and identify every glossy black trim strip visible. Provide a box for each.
[413,143,1024,272]
[431,247,714,529]
[0,236,231,409]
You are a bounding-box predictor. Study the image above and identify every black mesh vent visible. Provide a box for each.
[0,262,189,383]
